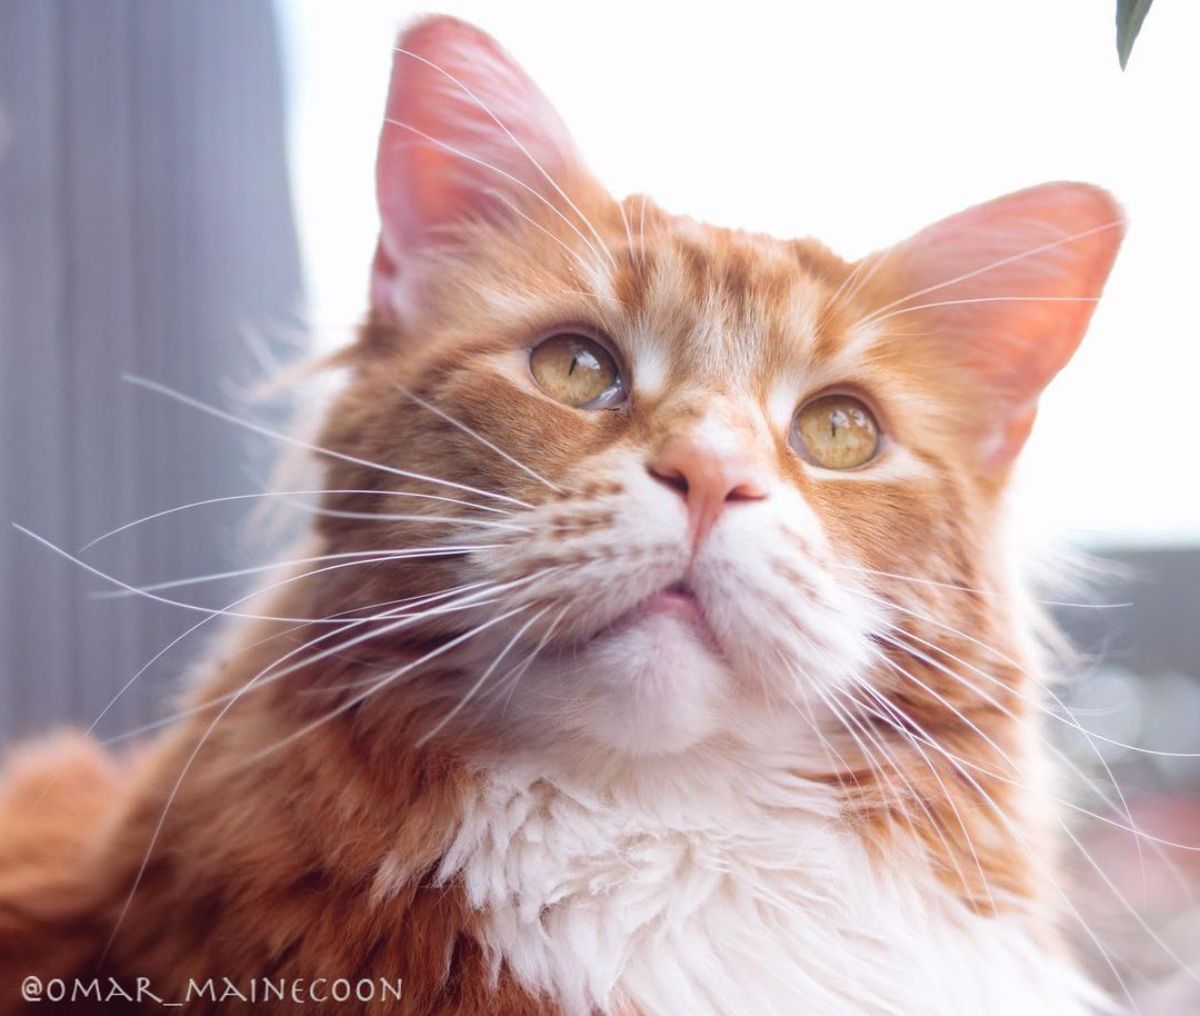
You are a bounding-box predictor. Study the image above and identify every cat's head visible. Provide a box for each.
[309,16,1122,761]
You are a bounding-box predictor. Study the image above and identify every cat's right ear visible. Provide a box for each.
[371,16,587,322]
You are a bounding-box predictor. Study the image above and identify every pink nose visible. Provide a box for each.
[649,433,769,546]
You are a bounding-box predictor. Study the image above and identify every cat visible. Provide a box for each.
[0,14,1125,1016]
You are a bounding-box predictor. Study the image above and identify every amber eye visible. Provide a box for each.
[791,393,881,469]
[529,333,625,409]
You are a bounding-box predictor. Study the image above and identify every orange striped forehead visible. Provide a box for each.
[353,187,972,511]
[407,198,878,429]
[609,209,838,399]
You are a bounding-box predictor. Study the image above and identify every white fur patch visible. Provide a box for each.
[439,747,1107,1016]
[633,342,669,397]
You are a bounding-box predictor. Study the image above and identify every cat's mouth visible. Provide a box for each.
[639,581,704,623]
[595,578,719,649]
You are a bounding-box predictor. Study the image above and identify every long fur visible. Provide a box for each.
[0,16,1128,1015]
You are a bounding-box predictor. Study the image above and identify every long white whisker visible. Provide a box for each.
[248,605,533,764]
[1059,820,1200,986]
[122,375,532,508]
[872,645,1200,852]
[94,547,493,597]
[878,622,1146,861]
[99,572,542,959]
[780,618,995,911]
[80,488,513,551]
[834,679,998,914]
[847,583,1200,759]
[637,194,648,260]
[494,603,570,718]
[416,604,551,746]
[615,197,637,269]
[289,503,531,532]
[821,251,890,325]
[829,562,1130,609]
[479,185,601,279]
[99,580,505,745]
[395,383,564,494]
[839,680,1144,1014]
[91,585,479,742]
[15,526,496,623]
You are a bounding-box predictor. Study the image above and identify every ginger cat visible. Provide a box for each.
[0,15,1124,1015]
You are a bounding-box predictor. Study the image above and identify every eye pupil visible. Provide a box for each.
[530,333,625,409]
[791,394,880,470]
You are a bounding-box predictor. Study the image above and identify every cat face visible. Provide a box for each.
[310,17,1122,760]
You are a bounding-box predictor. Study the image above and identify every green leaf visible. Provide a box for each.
[1116,0,1155,69]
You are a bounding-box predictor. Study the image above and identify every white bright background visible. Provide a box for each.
[276,0,1200,547]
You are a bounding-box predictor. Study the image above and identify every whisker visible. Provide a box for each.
[95,547,495,597]
[824,680,996,914]
[248,604,533,763]
[494,603,570,718]
[15,526,497,623]
[846,583,1200,759]
[1059,820,1200,987]
[829,562,1131,610]
[871,644,1200,851]
[100,571,540,958]
[289,502,531,532]
[395,383,565,494]
[778,622,993,910]
[615,197,637,269]
[122,374,532,509]
[819,251,891,328]
[874,620,1197,908]
[417,604,551,746]
[877,622,1146,861]
[637,194,648,260]
[99,579,504,745]
[80,488,513,550]
[773,655,863,794]
[838,682,1144,1014]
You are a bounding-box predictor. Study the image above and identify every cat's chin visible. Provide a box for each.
[560,611,733,756]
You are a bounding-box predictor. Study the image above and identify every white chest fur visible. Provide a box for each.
[430,750,1104,1016]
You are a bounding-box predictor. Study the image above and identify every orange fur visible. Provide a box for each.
[0,15,1122,1014]
[0,734,123,1004]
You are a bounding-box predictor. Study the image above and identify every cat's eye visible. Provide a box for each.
[790,393,881,470]
[529,333,626,409]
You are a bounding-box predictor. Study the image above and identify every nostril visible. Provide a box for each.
[726,479,768,503]
[648,464,689,498]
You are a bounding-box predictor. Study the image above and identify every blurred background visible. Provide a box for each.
[1,0,1197,1009]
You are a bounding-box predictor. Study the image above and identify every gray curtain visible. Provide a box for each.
[0,0,304,742]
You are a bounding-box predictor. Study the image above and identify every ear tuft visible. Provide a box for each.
[371,16,585,320]
[867,182,1125,467]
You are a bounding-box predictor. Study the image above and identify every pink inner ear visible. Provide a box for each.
[371,17,581,318]
[878,182,1125,464]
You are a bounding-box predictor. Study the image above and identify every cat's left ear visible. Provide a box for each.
[371,16,591,321]
[865,182,1125,469]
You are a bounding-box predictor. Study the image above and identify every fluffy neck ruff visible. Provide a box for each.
[95,588,1099,1016]
[370,734,1102,1016]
